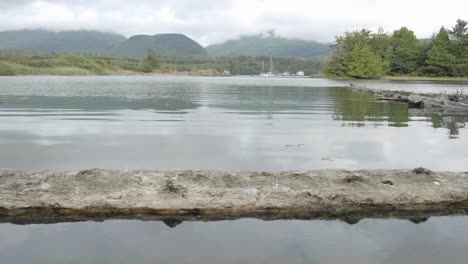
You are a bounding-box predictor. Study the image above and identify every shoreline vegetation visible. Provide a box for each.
[0,50,325,77]
[323,19,468,80]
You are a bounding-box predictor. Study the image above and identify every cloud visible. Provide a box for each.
[0,0,466,46]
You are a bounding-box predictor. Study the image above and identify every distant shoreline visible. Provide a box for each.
[0,71,315,78]
[3,72,468,82]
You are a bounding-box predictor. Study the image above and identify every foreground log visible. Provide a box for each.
[376,95,425,109]
[376,97,410,103]
[1,169,467,225]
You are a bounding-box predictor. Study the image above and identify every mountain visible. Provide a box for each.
[0,29,126,53]
[109,34,207,57]
[0,30,207,57]
[206,34,331,58]
[0,30,329,58]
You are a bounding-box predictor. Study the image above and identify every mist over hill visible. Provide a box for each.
[0,30,126,54]
[206,32,331,58]
[0,29,331,58]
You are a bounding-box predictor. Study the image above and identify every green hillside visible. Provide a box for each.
[109,34,207,57]
[0,30,207,57]
[206,34,331,58]
[0,29,126,54]
[0,30,331,58]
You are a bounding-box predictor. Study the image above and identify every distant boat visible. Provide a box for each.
[260,56,275,77]
[260,61,269,77]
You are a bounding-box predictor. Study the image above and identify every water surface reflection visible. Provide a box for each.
[0,217,467,264]
[0,76,467,171]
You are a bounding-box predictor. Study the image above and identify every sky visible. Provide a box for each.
[0,0,467,46]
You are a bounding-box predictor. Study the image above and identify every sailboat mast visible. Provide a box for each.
[269,56,274,74]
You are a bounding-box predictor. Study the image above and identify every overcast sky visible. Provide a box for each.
[0,0,467,46]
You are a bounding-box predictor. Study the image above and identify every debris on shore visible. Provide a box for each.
[348,83,468,114]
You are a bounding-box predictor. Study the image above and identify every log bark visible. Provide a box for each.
[1,169,467,224]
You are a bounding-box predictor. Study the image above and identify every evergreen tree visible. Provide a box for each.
[139,49,159,73]
[347,45,383,79]
[323,29,377,78]
[448,19,468,76]
[139,61,153,73]
[425,27,456,76]
[449,19,468,44]
[146,49,159,69]
[415,41,433,74]
[323,51,348,77]
[382,47,393,74]
[323,36,348,77]
[390,27,421,75]
[369,28,392,75]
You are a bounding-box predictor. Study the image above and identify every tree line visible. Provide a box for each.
[323,19,468,79]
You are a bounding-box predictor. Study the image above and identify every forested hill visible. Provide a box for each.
[0,30,127,53]
[109,34,207,57]
[206,34,331,58]
[0,30,207,57]
[0,29,331,58]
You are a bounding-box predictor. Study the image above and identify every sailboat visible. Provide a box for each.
[260,55,275,77]
[260,61,268,77]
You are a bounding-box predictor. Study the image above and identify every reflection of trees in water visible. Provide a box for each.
[332,88,468,138]
[340,122,384,128]
[431,114,468,139]
[0,96,201,112]
[332,88,409,127]
[333,89,468,138]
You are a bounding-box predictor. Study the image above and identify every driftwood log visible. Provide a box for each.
[1,169,467,225]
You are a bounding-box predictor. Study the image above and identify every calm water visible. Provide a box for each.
[0,76,467,171]
[1,217,468,264]
[1,76,468,263]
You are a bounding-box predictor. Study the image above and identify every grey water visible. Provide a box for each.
[1,217,468,264]
[0,76,467,171]
[1,76,468,263]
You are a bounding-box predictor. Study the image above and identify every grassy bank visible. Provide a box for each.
[0,53,134,76]
[0,61,106,76]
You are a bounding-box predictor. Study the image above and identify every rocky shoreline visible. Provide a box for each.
[348,83,468,114]
[1,169,467,225]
